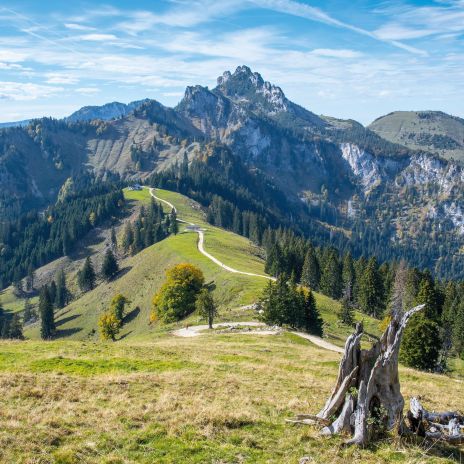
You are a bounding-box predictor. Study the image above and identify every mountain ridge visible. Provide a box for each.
[1,65,463,278]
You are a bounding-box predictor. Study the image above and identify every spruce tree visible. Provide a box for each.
[55,270,68,309]
[169,209,179,235]
[9,314,23,339]
[414,278,440,322]
[101,249,119,281]
[338,295,355,326]
[358,257,384,318]
[320,250,342,299]
[78,257,96,292]
[48,281,57,307]
[400,314,441,370]
[110,227,117,248]
[342,252,355,300]
[39,286,55,340]
[303,288,323,336]
[452,301,464,358]
[122,222,134,252]
[301,245,320,290]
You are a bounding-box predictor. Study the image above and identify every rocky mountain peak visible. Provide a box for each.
[215,65,287,113]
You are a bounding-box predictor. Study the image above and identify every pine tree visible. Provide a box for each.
[301,245,320,290]
[78,257,96,292]
[400,314,441,370]
[39,286,55,340]
[452,301,464,358]
[48,281,57,307]
[9,314,23,339]
[169,208,179,235]
[414,277,440,322]
[338,295,355,326]
[101,249,119,281]
[358,257,384,318]
[62,229,72,256]
[342,252,355,300]
[122,222,134,252]
[303,288,323,336]
[320,250,342,299]
[110,227,117,248]
[55,270,68,309]
[195,288,218,329]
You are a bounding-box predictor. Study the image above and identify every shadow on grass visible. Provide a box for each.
[118,331,133,341]
[55,314,81,327]
[54,327,83,338]
[115,266,133,280]
[123,306,140,325]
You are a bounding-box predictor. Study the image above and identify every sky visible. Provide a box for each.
[0,0,463,125]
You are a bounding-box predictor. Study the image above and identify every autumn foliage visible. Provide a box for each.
[151,263,205,323]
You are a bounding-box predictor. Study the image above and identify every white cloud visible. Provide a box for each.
[64,23,95,31]
[311,48,362,59]
[76,87,100,95]
[0,82,63,101]
[45,73,79,84]
[78,33,118,41]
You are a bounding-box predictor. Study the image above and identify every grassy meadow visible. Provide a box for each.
[0,333,462,463]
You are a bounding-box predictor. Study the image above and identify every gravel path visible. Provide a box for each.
[148,187,343,354]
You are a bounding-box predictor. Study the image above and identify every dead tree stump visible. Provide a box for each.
[287,304,425,447]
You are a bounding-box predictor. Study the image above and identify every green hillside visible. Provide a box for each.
[369,111,464,162]
[22,187,379,344]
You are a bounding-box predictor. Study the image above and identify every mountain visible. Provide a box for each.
[0,119,30,129]
[0,99,149,129]
[65,99,150,123]
[369,111,464,162]
[1,66,463,279]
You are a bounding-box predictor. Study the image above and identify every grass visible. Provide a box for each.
[0,287,39,314]
[0,335,462,463]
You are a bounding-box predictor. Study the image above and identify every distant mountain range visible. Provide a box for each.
[0,99,150,128]
[1,65,463,278]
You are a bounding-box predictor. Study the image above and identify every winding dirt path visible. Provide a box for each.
[149,188,274,280]
[147,187,343,354]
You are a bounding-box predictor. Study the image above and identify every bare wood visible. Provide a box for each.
[291,304,427,447]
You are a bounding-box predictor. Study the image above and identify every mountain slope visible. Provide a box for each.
[369,111,464,162]
[1,66,464,278]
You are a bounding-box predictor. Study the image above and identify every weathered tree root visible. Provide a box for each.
[407,397,464,444]
[287,304,426,447]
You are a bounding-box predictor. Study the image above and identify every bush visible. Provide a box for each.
[151,263,205,323]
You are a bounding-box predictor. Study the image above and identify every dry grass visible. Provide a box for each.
[0,334,462,463]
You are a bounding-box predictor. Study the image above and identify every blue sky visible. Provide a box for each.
[0,0,463,124]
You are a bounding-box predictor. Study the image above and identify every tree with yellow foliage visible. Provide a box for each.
[151,263,204,323]
[99,311,120,341]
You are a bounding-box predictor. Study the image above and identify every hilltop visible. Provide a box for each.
[369,111,464,163]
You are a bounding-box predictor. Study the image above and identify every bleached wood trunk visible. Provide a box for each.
[288,304,425,447]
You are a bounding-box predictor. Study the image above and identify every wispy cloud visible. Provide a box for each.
[374,2,464,42]
[64,22,95,31]
[0,81,63,101]
[252,0,428,55]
